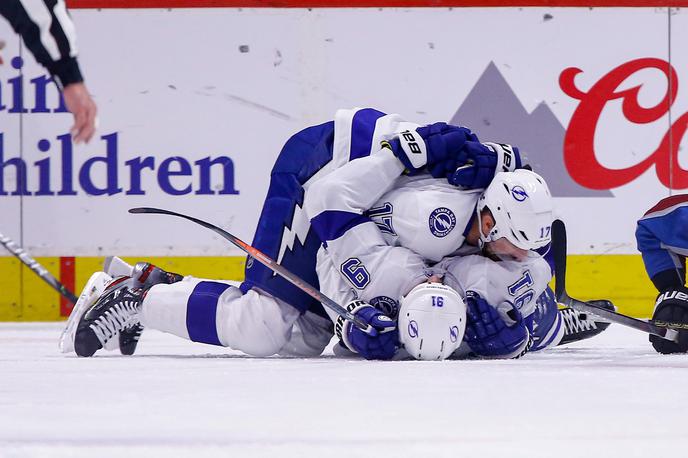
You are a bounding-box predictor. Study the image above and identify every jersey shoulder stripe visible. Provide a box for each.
[642,194,688,219]
[333,107,416,165]
[349,108,386,161]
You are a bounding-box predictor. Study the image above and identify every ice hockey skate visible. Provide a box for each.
[63,260,183,357]
[59,271,114,354]
[558,300,616,346]
[73,274,148,357]
[115,262,184,355]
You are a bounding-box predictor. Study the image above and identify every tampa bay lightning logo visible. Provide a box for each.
[370,296,399,320]
[511,186,528,202]
[428,207,456,238]
[408,320,419,338]
[449,326,460,343]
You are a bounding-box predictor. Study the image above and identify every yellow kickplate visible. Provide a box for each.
[0,254,657,321]
[558,255,656,319]
[0,257,22,321]
[0,256,246,321]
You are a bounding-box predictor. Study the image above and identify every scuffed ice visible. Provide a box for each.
[2,323,688,458]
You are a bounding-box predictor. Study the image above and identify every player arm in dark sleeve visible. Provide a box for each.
[0,0,83,88]
[635,206,688,292]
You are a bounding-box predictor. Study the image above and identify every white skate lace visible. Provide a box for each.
[561,308,597,334]
[90,299,140,346]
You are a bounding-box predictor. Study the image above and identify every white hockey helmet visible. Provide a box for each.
[477,169,554,254]
[398,282,467,361]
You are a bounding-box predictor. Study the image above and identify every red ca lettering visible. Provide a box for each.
[560,58,688,189]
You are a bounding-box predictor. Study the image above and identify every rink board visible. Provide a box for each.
[0,254,657,320]
[1,6,686,319]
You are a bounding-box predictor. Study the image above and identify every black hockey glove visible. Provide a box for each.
[650,286,688,354]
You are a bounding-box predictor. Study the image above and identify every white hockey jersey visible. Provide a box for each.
[368,176,482,262]
[439,255,551,319]
[313,176,551,325]
[305,107,551,326]
[316,244,551,325]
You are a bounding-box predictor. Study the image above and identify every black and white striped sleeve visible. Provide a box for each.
[0,0,83,89]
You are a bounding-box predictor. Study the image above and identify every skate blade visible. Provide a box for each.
[58,271,113,353]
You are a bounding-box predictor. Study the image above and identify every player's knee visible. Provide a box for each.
[279,312,333,357]
[228,315,291,357]
[217,289,299,356]
[225,325,288,357]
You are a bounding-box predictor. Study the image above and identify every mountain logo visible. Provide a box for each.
[450,62,612,197]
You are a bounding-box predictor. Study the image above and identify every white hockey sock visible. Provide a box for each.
[140,277,238,345]
[216,289,301,356]
[141,278,302,356]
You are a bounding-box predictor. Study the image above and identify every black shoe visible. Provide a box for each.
[117,262,183,356]
[74,276,145,357]
[558,300,615,345]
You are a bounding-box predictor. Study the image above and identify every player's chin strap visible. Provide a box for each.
[475,205,490,250]
[552,219,685,342]
[128,207,377,336]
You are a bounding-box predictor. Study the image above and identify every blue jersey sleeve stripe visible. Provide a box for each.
[311,210,371,242]
[186,281,230,346]
[349,108,386,161]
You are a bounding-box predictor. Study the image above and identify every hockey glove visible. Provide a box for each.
[335,300,398,360]
[464,291,531,359]
[650,286,688,354]
[386,122,478,176]
[447,142,523,189]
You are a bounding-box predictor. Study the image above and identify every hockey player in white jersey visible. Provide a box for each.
[77,169,563,360]
[315,157,603,360]
[64,171,562,361]
[62,108,565,360]
[310,165,558,359]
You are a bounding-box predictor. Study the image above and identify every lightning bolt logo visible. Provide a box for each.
[274,163,334,269]
[511,185,529,202]
[276,203,311,266]
[435,216,452,231]
[428,207,456,238]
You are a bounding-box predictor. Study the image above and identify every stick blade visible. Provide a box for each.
[551,219,567,301]
[129,207,166,215]
[129,207,177,216]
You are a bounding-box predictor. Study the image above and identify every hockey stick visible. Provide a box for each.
[0,231,78,304]
[552,219,680,342]
[128,207,377,335]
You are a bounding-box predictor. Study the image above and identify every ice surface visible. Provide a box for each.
[2,322,688,458]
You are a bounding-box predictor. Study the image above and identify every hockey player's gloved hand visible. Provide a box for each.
[447,142,523,189]
[650,286,688,354]
[335,300,398,360]
[463,291,531,359]
[386,122,478,176]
